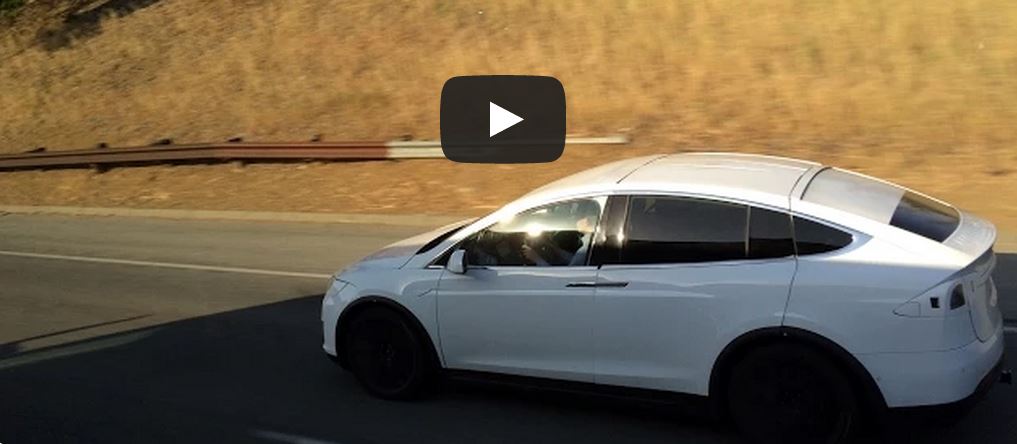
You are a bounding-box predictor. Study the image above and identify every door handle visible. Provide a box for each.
[566,281,628,288]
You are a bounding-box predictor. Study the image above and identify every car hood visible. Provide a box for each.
[345,218,475,271]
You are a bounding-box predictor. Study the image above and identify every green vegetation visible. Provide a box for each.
[0,0,24,17]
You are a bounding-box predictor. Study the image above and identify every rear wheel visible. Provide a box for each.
[727,344,857,444]
[344,306,434,400]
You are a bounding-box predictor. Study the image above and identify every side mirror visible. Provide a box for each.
[447,249,468,274]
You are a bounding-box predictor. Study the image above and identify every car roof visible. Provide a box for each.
[524,152,821,210]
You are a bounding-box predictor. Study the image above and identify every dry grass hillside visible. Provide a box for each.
[0,0,1015,223]
[3,0,1017,152]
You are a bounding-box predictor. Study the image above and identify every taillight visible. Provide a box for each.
[893,279,969,317]
[949,284,966,309]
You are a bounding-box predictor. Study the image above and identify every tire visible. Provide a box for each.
[343,306,434,400]
[727,343,857,444]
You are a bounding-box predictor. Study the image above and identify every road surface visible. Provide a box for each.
[1,213,1014,443]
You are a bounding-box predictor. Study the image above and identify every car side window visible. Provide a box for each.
[793,216,853,255]
[748,206,795,259]
[460,198,604,267]
[615,195,747,264]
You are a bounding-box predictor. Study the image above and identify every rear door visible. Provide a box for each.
[591,195,797,395]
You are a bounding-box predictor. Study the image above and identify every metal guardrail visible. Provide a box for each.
[0,141,390,170]
[0,136,629,170]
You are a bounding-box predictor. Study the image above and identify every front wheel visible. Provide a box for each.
[344,306,434,400]
[727,344,857,444]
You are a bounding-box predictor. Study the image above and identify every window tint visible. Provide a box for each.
[462,198,604,266]
[618,196,747,264]
[793,217,852,255]
[889,191,959,242]
[748,207,795,259]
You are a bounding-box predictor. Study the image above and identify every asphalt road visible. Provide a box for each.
[0,213,1015,444]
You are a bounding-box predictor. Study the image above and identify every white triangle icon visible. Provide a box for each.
[489,101,524,137]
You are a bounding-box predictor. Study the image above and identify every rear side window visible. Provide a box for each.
[749,207,795,259]
[619,196,747,264]
[803,168,959,242]
[793,217,852,255]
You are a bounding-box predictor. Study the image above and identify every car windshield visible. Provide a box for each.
[803,168,960,242]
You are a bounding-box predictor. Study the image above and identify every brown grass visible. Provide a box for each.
[2,0,1016,152]
[0,0,1015,225]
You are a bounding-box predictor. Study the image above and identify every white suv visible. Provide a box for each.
[321,153,1005,443]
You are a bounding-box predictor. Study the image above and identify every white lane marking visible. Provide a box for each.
[0,249,331,279]
[251,429,343,444]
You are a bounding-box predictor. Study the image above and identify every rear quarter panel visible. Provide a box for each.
[782,234,969,354]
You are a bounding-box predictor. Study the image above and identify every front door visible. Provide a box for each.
[436,197,606,382]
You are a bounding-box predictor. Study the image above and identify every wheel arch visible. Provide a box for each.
[335,296,442,371]
[708,326,888,421]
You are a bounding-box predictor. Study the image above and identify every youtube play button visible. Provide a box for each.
[489,102,523,137]
[440,75,565,163]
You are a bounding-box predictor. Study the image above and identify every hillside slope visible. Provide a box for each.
[0,0,1015,225]
[2,0,1016,155]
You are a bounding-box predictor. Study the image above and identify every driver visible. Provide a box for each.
[522,201,600,266]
